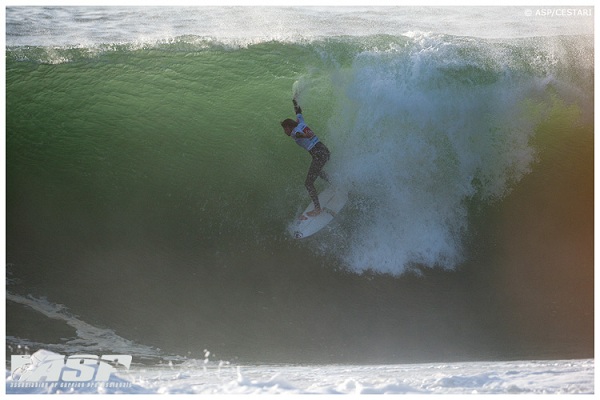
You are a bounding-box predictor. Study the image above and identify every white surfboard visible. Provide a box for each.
[290,186,348,239]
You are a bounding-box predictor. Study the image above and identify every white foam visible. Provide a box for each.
[7,354,593,394]
[322,36,557,274]
[6,7,593,48]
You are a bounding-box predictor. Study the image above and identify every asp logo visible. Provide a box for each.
[11,352,132,383]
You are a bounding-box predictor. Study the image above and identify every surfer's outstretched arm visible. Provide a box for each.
[293,98,302,115]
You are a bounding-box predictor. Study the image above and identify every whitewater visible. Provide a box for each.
[5,5,595,395]
[6,350,594,394]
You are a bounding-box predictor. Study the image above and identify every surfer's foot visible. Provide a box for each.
[307,208,322,217]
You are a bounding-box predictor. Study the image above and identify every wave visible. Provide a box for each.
[6,32,594,362]
[7,34,592,275]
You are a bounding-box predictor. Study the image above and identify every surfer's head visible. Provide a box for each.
[280,119,298,135]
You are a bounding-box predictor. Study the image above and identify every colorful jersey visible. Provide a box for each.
[290,114,320,151]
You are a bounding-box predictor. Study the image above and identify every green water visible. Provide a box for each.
[6,35,593,363]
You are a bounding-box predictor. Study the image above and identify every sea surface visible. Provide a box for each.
[5,5,594,394]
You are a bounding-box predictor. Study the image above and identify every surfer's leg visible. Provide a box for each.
[305,159,321,211]
[305,143,331,214]
[313,143,331,183]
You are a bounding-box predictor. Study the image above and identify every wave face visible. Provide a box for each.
[6,7,594,364]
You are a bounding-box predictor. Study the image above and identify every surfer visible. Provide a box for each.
[281,98,330,217]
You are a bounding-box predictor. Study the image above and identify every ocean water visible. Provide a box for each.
[5,6,594,394]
